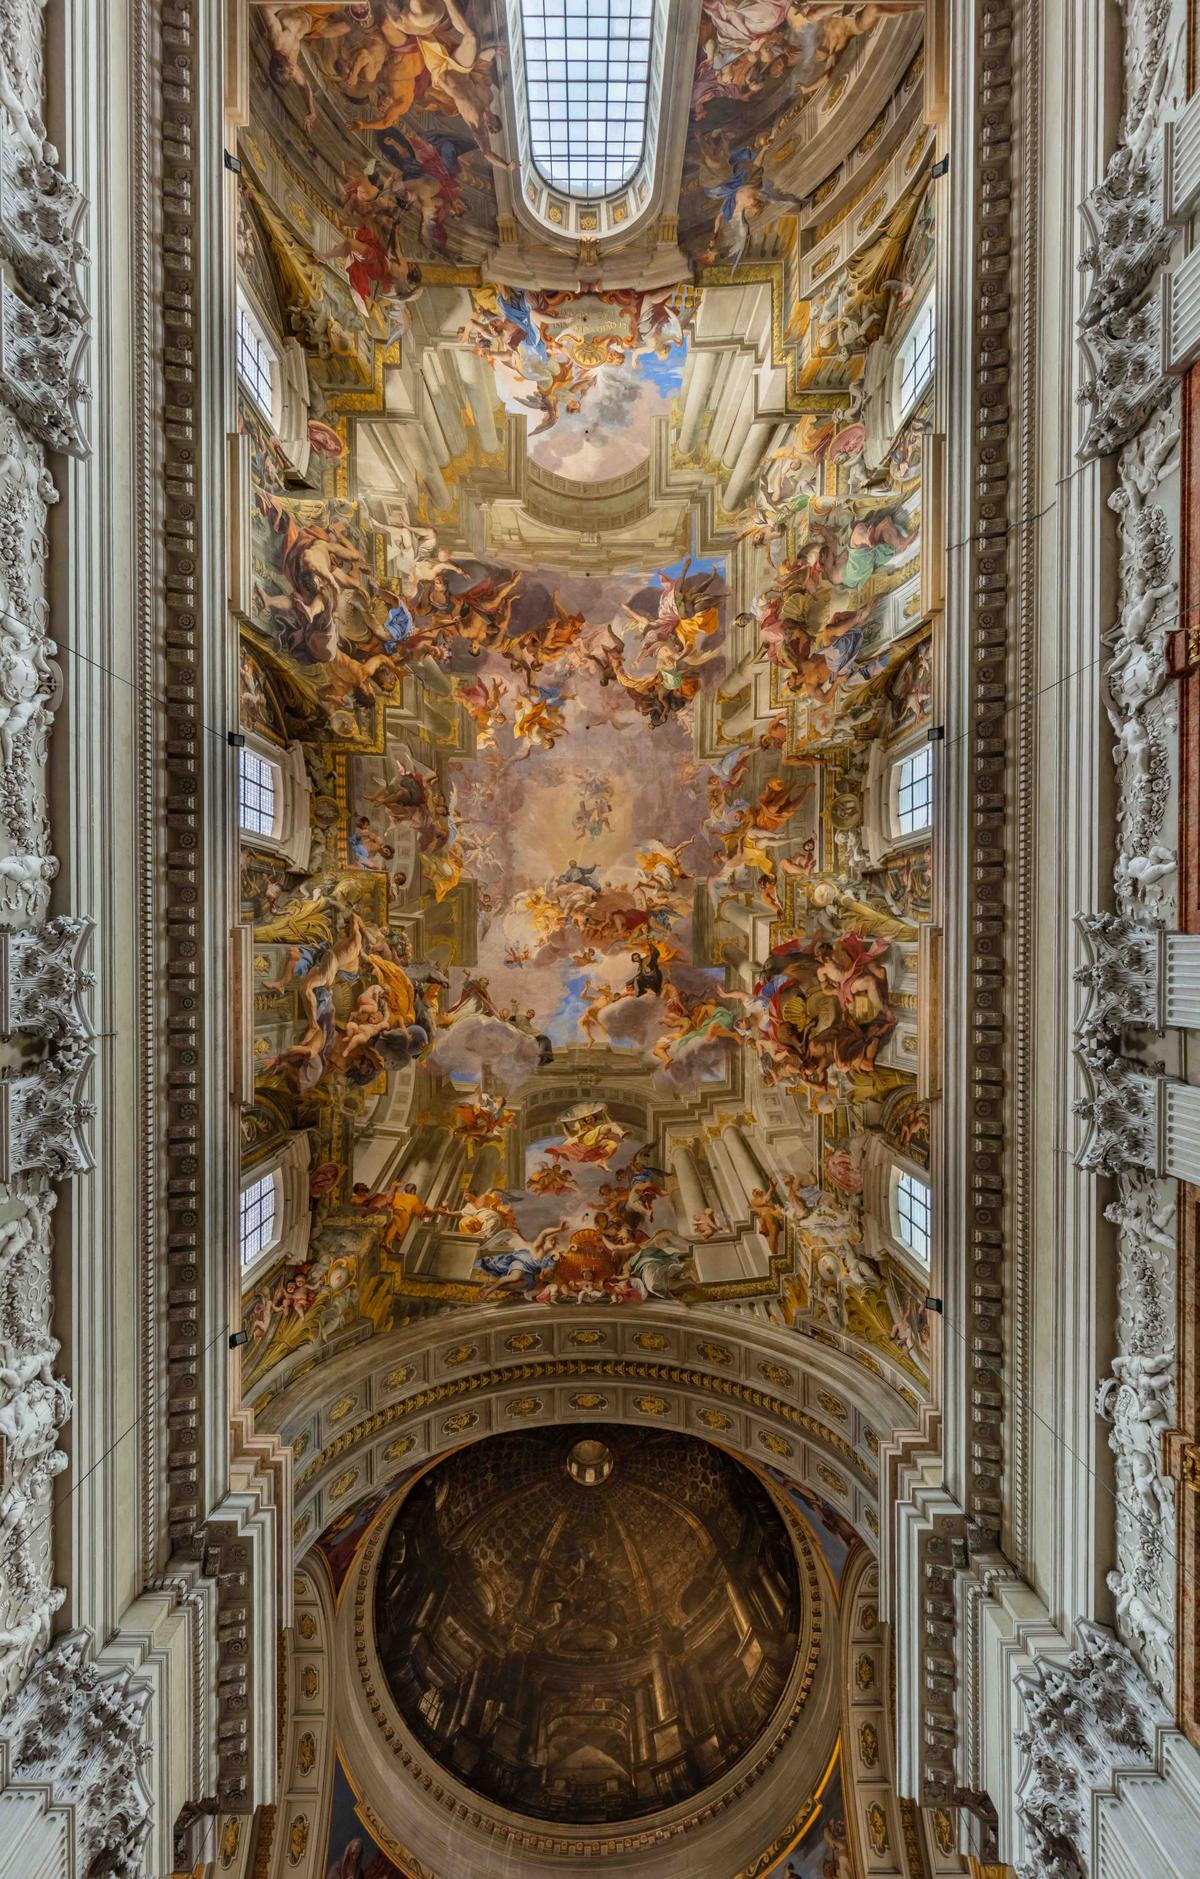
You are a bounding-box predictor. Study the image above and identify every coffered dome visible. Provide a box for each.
[373,1425,803,1824]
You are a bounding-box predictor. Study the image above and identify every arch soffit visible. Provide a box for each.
[276,1302,912,1558]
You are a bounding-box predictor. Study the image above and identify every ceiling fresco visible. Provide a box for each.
[372,1425,803,1822]
[235,0,938,1465]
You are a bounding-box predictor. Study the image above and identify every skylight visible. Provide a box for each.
[519,0,655,200]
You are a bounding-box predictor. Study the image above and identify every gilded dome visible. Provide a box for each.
[373,1425,803,1825]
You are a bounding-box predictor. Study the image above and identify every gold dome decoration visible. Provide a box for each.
[696,1340,733,1367]
[759,1430,794,1459]
[504,1331,542,1353]
[632,1330,668,1352]
[443,1343,478,1367]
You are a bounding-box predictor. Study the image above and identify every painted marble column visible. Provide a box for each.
[670,1144,707,1234]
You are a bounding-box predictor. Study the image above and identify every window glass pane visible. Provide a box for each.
[236,294,276,422]
[894,1172,931,1264]
[239,747,279,839]
[896,293,936,418]
[240,1173,278,1266]
[894,743,932,837]
[518,0,655,198]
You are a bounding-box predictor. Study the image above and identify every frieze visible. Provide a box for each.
[960,0,1016,1545]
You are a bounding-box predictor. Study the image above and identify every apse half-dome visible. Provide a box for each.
[372,1424,803,1824]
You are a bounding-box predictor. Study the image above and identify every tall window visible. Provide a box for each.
[892,743,933,838]
[240,1173,279,1268]
[236,293,277,422]
[895,291,936,419]
[519,0,654,198]
[894,1170,931,1265]
[239,746,280,840]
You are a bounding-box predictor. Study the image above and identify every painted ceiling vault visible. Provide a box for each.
[238,0,936,1394]
[232,0,946,1863]
[234,3,941,1857]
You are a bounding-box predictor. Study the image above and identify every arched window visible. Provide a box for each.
[240,1171,280,1268]
[519,0,655,199]
[236,291,279,424]
[893,1169,932,1266]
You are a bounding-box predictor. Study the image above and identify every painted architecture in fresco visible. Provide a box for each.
[232,9,948,1865]
[235,0,937,1418]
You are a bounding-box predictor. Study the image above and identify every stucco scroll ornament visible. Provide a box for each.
[0,1628,154,1875]
[1073,912,1161,1034]
[1072,1048,1157,1176]
[1015,1620,1169,1879]
[1076,0,1177,460]
[0,1033,95,1180]
[1106,1172,1175,1354]
[0,915,94,1040]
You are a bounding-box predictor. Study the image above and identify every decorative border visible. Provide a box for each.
[293,1357,881,1500]
[958,0,1015,1542]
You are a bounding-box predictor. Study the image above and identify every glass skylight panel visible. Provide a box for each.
[895,1172,931,1264]
[236,295,276,422]
[240,1173,278,1266]
[894,744,933,837]
[520,0,655,199]
[896,292,936,418]
[239,747,279,839]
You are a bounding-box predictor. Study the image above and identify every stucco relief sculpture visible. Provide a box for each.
[1015,1621,1169,1879]
[1070,0,1185,1713]
[0,0,93,1770]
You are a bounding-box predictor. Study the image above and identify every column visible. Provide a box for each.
[723,1126,767,1207]
[677,349,719,455]
[722,417,780,514]
[670,1144,708,1233]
